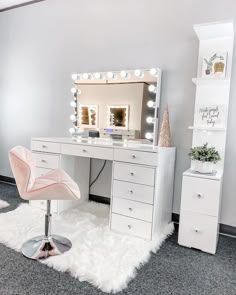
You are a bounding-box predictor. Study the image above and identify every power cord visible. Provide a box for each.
[89,160,107,188]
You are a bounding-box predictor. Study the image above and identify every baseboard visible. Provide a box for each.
[1,176,235,237]
[0,175,16,184]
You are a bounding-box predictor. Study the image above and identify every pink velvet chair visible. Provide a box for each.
[9,146,80,260]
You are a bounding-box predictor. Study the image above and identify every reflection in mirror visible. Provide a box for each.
[69,69,162,145]
[107,105,129,129]
[79,105,98,128]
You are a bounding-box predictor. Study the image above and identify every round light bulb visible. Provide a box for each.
[107,72,117,80]
[71,87,77,94]
[69,127,75,134]
[70,101,77,107]
[70,114,76,121]
[149,68,158,76]
[148,85,157,93]
[120,70,129,78]
[146,117,154,124]
[145,132,153,140]
[134,70,144,78]
[94,72,104,79]
[147,100,155,108]
[83,73,92,80]
[71,74,80,81]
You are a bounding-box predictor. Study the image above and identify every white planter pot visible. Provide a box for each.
[193,160,214,174]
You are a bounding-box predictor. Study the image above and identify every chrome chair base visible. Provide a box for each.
[21,235,72,260]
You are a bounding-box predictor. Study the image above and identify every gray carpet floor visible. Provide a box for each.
[0,182,235,295]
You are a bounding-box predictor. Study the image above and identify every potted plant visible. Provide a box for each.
[189,143,221,174]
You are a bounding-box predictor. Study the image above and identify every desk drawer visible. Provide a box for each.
[181,176,221,216]
[113,162,155,186]
[114,149,158,166]
[34,167,52,177]
[178,210,218,254]
[112,180,154,204]
[33,153,60,169]
[61,144,113,160]
[31,141,60,153]
[111,213,152,240]
[112,198,153,222]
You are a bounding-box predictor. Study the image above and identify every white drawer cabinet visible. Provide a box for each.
[114,149,158,166]
[112,197,153,222]
[111,213,152,240]
[178,170,223,254]
[32,152,60,169]
[113,162,155,186]
[112,180,154,204]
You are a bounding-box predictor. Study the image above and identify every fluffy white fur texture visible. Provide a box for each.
[0,202,174,293]
[0,200,10,209]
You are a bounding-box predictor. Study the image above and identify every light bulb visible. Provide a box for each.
[120,70,129,79]
[71,74,80,81]
[147,100,156,108]
[69,127,75,134]
[149,68,158,76]
[70,101,77,107]
[107,72,117,80]
[94,72,104,79]
[146,117,154,124]
[148,85,157,93]
[70,114,76,121]
[83,73,92,80]
[145,132,153,140]
[134,70,144,78]
[71,87,77,94]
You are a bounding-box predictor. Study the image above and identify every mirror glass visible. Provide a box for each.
[71,69,161,143]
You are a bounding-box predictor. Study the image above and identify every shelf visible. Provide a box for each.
[188,126,226,132]
[192,78,230,86]
[193,20,234,40]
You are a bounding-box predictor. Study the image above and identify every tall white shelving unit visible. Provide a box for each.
[178,21,234,254]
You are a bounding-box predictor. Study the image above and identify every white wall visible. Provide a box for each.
[0,0,236,227]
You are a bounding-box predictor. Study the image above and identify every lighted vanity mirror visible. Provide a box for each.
[69,69,162,144]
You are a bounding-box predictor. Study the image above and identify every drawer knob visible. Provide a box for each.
[194,228,200,233]
[128,207,133,212]
[130,172,134,176]
[42,145,47,148]
[129,190,134,194]
[83,149,87,153]
[41,159,46,163]
[132,155,136,159]
[128,225,132,229]
[197,193,202,198]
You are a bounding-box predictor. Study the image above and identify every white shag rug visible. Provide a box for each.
[0,199,10,209]
[0,202,174,293]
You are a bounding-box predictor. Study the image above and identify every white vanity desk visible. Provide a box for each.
[31,137,176,240]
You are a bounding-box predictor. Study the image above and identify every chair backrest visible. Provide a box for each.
[9,146,35,199]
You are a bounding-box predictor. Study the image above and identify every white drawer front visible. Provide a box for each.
[114,149,158,166]
[31,141,60,153]
[112,198,153,222]
[32,153,60,169]
[111,213,152,240]
[61,144,113,160]
[178,210,218,254]
[30,200,58,213]
[181,176,221,216]
[113,180,154,204]
[34,167,52,177]
[113,162,155,186]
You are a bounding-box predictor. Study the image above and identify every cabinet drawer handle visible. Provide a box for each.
[128,225,132,229]
[128,207,133,212]
[82,149,87,153]
[42,145,47,148]
[194,228,200,233]
[129,190,134,194]
[130,172,134,176]
[197,193,202,198]
[41,159,47,163]
[132,155,136,159]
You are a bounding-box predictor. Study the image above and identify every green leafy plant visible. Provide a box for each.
[189,143,221,163]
